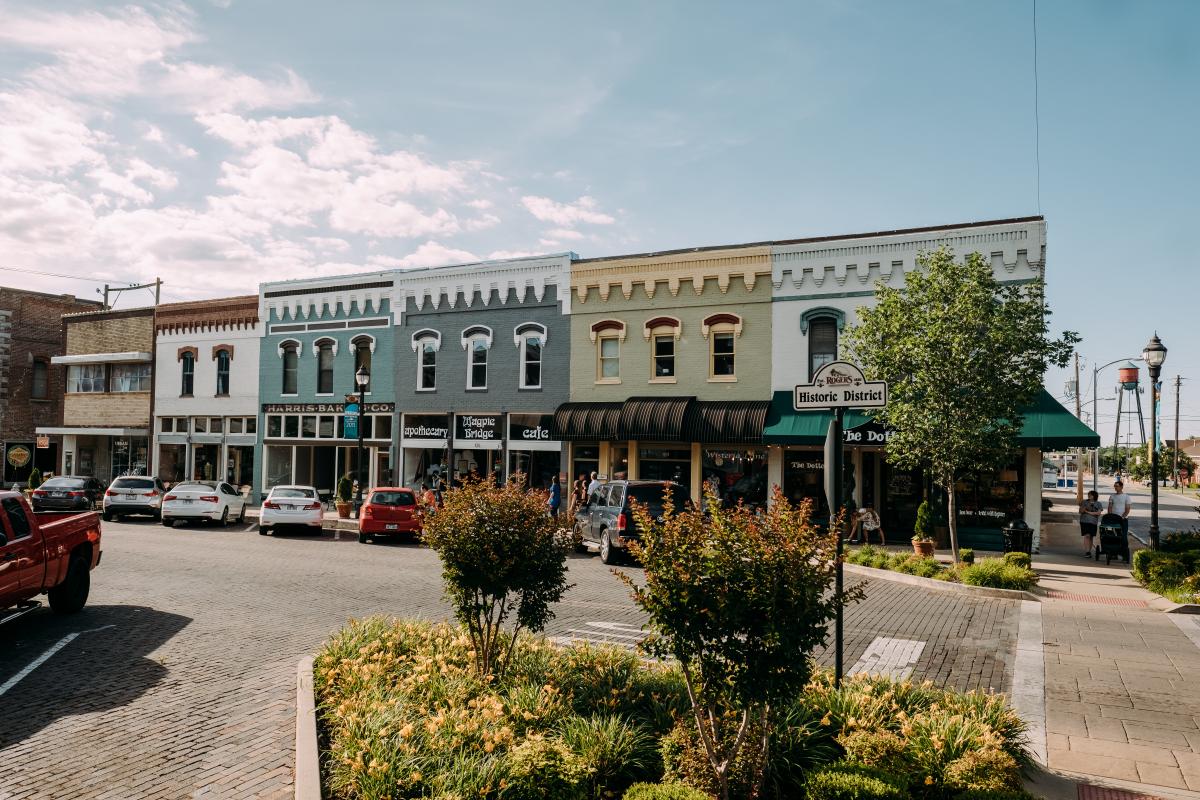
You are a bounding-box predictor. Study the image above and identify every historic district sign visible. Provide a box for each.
[794,361,888,410]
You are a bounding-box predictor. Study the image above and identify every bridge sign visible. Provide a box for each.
[793,361,888,410]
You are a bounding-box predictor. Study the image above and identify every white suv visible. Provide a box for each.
[103,476,166,521]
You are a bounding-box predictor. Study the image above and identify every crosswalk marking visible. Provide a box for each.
[550,620,646,650]
[848,636,926,680]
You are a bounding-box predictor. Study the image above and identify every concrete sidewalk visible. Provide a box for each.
[1032,494,1200,798]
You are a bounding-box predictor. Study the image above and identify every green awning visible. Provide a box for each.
[763,388,1099,448]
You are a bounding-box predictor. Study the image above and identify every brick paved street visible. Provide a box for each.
[0,519,1020,799]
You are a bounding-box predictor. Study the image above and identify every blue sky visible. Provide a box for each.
[0,1,1196,442]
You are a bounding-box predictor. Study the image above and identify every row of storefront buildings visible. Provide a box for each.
[2,216,1097,548]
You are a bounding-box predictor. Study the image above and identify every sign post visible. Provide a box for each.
[794,361,888,685]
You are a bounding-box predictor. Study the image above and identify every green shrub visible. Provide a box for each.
[27,467,41,491]
[868,554,891,570]
[943,748,1021,793]
[501,735,589,800]
[763,699,841,798]
[1160,531,1200,553]
[804,764,909,800]
[1132,548,1157,582]
[336,473,353,502]
[1001,552,1031,569]
[838,730,913,775]
[894,556,944,578]
[959,558,1038,590]
[887,552,913,570]
[1145,556,1189,590]
[958,548,974,565]
[913,500,933,541]
[622,783,712,800]
[555,715,659,795]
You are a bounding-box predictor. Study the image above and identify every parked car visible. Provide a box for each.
[102,476,166,521]
[573,480,685,564]
[161,481,247,527]
[358,487,422,543]
[1,490,102,624]
[259,485,323,535]
[31,476,106,512]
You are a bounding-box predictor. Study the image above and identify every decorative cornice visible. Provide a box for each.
[571,246,771,305]
[643,316,682,341]
[410,328,442,353]
[513,322,548,348]
[460,325,493,350]
[589,319,627,343]
[156,295,259,334]
[701,313,742,339]
[394,254,573,320]
[211,344,235,361]
[177,346,198,362]
[311,337,338,357]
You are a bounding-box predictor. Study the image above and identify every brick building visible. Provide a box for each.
[0,287,101,486]
[38,306,156,482]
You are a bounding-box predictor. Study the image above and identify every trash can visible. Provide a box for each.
[1001,519,1033,557]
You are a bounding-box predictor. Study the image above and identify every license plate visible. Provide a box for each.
[125,494,137,500]
[53,492,65,498]
[385,523,398,530]
[179,499,193,505]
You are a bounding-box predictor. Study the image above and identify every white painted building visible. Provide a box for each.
[152,296,261,488]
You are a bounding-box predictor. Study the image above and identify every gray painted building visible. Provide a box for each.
[391,254,572,491]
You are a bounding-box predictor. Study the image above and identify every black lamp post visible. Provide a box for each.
[354,365,370,518]
[1142,334,1167,549]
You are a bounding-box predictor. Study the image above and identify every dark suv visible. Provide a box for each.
[573,480,685,564]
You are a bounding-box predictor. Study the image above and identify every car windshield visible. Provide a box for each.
[173,482,216,491]
[626,484,686,513]
[371,491,416,507]
[273,488,317,499]
[42,478,85,488]
[113,478,155,490]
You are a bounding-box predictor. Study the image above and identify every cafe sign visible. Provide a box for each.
[508,413,555,442]
[794,361,887,410]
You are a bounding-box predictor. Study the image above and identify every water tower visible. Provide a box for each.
[1112,361,1146,475]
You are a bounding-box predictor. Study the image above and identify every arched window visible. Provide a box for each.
[30,358,48,400]
[280,342,299,395]
[215,349,230,396]
[411,330,440,391]
[515,323,547,390]
[808,317,839,380]
[461,325,492,390]
[589,320,626,384]
[702,313,742,381]
[181,352,195,396]
[643,317,681,382]
[315,339,335,394]
[352,336,373,393]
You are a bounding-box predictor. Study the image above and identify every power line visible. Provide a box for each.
[0,264,136,286]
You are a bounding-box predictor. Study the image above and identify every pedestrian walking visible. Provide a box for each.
[1107,480,1132,541]
[1079,490,1103,557]
[586,471,601,497]
[569,473,587,517]
[849,505,885,545]
[547,474,562,517]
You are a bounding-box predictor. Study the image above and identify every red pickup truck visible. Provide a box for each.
[0,490,102,626]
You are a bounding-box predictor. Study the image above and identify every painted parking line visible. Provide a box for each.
[550,620,647,650]
[847,636,926,680]
[0,624,115,698]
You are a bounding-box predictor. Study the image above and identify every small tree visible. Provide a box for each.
[422,475,571,679]
[336,473,353,503]
[844,246,1076,561]
[912,499,933,541]
[27,467,42,491]
[618,488,856,800]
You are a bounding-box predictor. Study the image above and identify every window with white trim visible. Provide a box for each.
[215,349,231,396]
[111,363,151,392]
[645,317,681,382]
[808,317,838,380]
[461,326,491,390]
[413,331,439,391]
[181,352,195,396]
[702,313,741,381]
[316,339,335,394]
[515,323,547,390]
[281,342,299,395]
[352,336,373,393]
[599,336,620,381]
[67,364,105,393]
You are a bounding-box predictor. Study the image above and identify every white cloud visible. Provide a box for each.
[544,227,585,241]
[521,194,615,227]
[375,241,480,269]
[487,249,543,260]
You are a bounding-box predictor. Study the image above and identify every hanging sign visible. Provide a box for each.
[36,435,50,449]
[343,402,359,439]
[793,361,888,410]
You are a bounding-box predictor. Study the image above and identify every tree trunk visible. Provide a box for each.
[944,477,960,563]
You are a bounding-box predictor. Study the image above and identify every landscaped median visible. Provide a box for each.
[310,617,1036,800]
[844,546,1040,592]
[1131,531,1200,605]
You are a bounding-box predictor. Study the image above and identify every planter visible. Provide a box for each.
[912,539,935,558]
[335,501,352,519]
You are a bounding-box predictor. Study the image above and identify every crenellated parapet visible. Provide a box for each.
[572,245,772,304]
[392,253,573,319]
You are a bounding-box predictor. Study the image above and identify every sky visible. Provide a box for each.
[0,1,1196,443]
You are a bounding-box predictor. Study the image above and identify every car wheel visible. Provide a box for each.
[153,510,161,521]
[237,504,246,523]
[102,510,113,522]
[572,521,589,553]
[219,508,229,527]
[48,556,90,614]
[358,532,370,544]
[259,525,270,536]
[162,517,174,528]
[599,528,618,565]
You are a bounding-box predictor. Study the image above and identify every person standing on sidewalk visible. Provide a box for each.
[547,474,562,518]
[1079,490,1103,557]
[1107,480,1132,541]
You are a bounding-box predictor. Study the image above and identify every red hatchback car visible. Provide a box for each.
[358,487,423,543]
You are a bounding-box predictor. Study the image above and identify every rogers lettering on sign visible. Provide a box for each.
[793,361,888,411]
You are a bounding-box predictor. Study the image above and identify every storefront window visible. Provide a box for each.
[266,445,294,488]
[572,444,600,483]
[509,451,558,492]
[110,437,148,477]
[193,444,220,481]
[954,462,1024,531]
[372,415,392,440]
[227,445,255,488]
[284,416,299,438]
[229,418,243,434]
[638,446,691,489]
[158,444,186,485]
[610,444,629,479]
[783,450,829,518]
[268,415,282,437]
[319,416,335,438]
[702,448,768,509]
[403,447,448,489]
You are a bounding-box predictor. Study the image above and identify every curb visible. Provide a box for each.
[842,562,1041,601]
[296,655,321,800]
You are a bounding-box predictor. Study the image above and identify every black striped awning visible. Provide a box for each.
[553,397,769,444]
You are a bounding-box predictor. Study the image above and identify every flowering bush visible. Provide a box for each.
[422,475,572,678]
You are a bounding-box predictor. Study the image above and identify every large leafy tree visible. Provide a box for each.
[844,246,1077,561]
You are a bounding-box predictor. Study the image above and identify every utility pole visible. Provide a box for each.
[1174,375,1181,488]
[1074,352,1083,503]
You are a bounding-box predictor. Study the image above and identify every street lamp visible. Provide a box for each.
[354,365,370,518]
[1142,334,1167,549]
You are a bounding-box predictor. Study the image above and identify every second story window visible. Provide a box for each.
[412,330,440,391]
[515,323,547,390]
[67,364,105,393]
[111,363,151,392]
[215,349,230,396]
[181,352,195,396]
[590,320,625,384]
[281,341,299,395]
[808,316,839,380]
[316,339,335,394]
[703,313,742,382]
[352,336,373,393]
[645,317,681,383]
[462,326,492,391]
[31,359,48,399]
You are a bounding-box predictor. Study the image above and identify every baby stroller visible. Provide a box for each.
[1096,513,1130,565]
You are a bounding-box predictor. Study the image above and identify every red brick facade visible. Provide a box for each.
[0,287,102,482]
